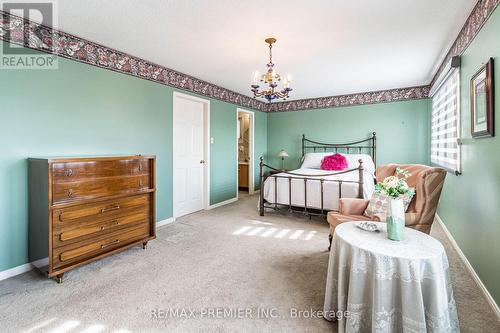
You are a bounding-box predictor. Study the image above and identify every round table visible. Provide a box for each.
[323,222,459,333]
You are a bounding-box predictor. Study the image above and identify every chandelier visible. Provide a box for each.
[251,37,292,102]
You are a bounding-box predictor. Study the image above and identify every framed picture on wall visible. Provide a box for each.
[470,58,494,138]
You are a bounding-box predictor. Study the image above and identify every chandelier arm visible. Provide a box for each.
[253,91,268,97]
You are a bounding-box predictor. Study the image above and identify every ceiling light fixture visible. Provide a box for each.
[251,37,292,102]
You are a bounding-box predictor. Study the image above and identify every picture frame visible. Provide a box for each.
[470,58,494,138]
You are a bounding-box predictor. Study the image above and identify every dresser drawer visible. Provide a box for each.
[53,209,149,248]
[52,175,151,203]
[53,193,150,224]
[52,223,150,269]
[52,159,150,181]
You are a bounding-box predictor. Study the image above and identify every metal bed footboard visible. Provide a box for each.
[258,158,365,218]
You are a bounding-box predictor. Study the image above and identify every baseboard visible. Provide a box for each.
[435,214,500,320]
[251,187,260,195]
[207,197,238,210]
[1,218,175,281]
[156,217,175,228]
[31,257,49,269]
[0,262,33,281]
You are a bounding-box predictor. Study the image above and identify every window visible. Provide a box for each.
[430,68,461,175]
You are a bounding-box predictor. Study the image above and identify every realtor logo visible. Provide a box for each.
[1,0,58,69]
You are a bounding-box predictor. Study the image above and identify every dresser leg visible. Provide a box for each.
[55,273,64,284]
[142,241,148,250]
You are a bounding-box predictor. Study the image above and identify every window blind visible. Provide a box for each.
[430,69,461,174]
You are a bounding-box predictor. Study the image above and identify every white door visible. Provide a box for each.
[173,95,206,218]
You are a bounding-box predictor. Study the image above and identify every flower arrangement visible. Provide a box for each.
[375,167,415,199]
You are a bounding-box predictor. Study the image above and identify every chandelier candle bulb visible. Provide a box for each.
[253,71,259,85]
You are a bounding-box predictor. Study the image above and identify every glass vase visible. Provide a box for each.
[386,197,405,241]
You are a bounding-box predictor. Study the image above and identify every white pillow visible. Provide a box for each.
[300,153,330,169]
[341,153,376,176]
[300,152,375,175]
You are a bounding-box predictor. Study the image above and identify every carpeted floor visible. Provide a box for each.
[0,193,499,332]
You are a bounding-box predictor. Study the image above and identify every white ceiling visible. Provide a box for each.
[55,0,476,100]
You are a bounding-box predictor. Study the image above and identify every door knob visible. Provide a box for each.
[200,160,205,164]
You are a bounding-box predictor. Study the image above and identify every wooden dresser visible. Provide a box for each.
[28,155,156,283]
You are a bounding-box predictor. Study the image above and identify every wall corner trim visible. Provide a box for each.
[157,217,176,228]
[207,197,238,210]
[435,214,500,320]
[0,262,34,281]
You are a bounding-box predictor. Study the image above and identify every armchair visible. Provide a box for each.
[327,164,447,248]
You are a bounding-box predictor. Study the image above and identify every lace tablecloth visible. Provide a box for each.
[323,222,459,332]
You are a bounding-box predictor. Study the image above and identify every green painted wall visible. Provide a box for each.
[209,99,238,204]
[253,109,268,189]
[437,7,500,305]
[4,7,499,307]
[173,95,268,204]
[0,42,266,271]
[266,99,430,169]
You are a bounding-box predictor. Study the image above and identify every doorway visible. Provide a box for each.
[237,109,254,196]
[173,92,210,218]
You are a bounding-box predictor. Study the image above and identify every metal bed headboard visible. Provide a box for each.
[258,132,377,219]
[301,132,377,167]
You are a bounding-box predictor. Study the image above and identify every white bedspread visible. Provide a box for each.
[262,168,375,211]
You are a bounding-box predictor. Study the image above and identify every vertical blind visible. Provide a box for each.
[430,69,461,174]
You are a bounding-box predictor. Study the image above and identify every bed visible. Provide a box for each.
[259,133,377,217]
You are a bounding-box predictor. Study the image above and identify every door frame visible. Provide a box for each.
[172,91,211,219]
[236,108,255,196]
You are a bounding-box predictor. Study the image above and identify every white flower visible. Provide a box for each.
[383,176,399,189]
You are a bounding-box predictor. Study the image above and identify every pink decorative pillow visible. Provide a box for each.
[321,154,348,171]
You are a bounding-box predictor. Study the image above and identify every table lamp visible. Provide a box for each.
[278,149,289,170]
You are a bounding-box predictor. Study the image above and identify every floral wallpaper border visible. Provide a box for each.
[1,0,498,113]
[431,0,500,86]
[0,10,267,111]
[267,85,430,113]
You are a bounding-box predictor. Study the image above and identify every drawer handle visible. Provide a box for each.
[139,164,143,172]
[67,189,74,198]
[139,179,144,187]
[101,239,120,249]
[65,169,73,177]
[101,204,120,213]
[101,220,120,230]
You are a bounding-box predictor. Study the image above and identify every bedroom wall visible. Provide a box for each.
[437,6,500,305]
[0,42,267,272]
[266,99,430,169]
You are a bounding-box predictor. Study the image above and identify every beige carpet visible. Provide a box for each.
[0,193,498,332]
